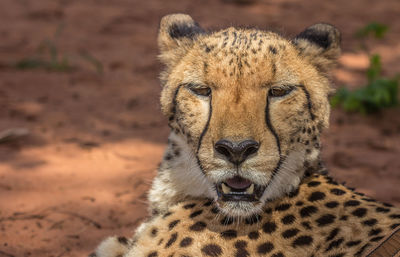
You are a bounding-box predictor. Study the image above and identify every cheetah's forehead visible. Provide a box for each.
[184,28,298,86]
[201,28,285,53]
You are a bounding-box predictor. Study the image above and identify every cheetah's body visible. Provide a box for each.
[92,14,400,257]
[97,174,400,257]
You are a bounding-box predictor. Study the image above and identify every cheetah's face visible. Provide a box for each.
[158,14,340,217]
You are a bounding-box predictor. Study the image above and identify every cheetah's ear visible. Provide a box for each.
[158,14,205,67]
[293,23,341,75]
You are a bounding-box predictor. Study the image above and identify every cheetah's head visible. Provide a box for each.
[158,14,340,217]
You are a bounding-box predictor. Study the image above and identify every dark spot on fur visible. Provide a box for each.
[221,216,234,225]
[308,181,321,187]
[180,237,193,247]
[190,221,206,231]
[326,228,340,241]
[248,231,260,240]
[300,206,318,217]
[369,228,382,236]
[352,208,367,218]
[201,244,222,256]
[370,236,384,242]
[325,238,344,252]
[282,228,299,238]
[282,215,296,225]
[245,214,262,225]
[257,242,274,254]
[183,203,196,209]
[262,221,277,234]
[316,214,335,226]
[275,204,291,212]
[163,212,172,218]
[269,46,277,54]
[355,243,370,256]
[189,210,203,218]
[165,232,177,248]
[150,228,158,237]
[344,200,360,207]
[168,220,180,230]
[376,207,390,213]
[384,202,394,207]
[221,229,237,239]
[234,240,250,257]
[325,201,339,208]
[390,214,400,219]
[302,221,312,230]
[147,252,158,257]
[362,219,377,226]
[234,240,247,249]
[308,191,325,202]
[203,201,213,206]
[346,240,361,247]
[330,188,345,196]
[292,235,313,247]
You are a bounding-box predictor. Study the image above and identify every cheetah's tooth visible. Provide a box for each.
[246,184,254,194]
[221,183,231,194]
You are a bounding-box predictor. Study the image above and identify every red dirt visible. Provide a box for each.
[0,0,399,256]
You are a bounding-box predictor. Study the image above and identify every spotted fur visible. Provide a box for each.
[95,175,400,257]
[92,14,400,257]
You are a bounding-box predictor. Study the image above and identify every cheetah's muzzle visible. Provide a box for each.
[216,176,266,202]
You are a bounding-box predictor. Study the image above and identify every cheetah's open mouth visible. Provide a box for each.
[216,176,266,202]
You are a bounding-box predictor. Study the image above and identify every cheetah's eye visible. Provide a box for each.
[188,85,211,97]
[269,86,295,97]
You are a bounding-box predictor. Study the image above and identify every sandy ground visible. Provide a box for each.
[0,0,399,256]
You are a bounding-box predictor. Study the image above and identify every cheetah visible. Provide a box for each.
[92,14,400,257]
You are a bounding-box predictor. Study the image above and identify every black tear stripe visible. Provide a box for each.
[298,85,315,120]
[169,85,183,123]
[195,94,213,174]
[264,93,285,189]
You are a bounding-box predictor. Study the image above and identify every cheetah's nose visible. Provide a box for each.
[214,139,259,165]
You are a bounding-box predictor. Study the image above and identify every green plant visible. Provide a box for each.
[16,38,74,71]
[331,22,399,114]
[15,24,74,72]
[356,22,388,39]
[15,24,103,74]
[79,50,104,74]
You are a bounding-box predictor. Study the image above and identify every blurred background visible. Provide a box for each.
[0,0,399,256]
